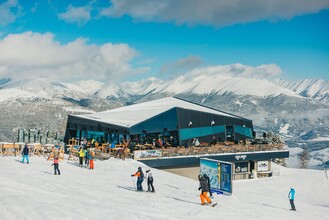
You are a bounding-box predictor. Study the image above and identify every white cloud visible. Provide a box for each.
[0,0,20,26]
[58,5,91,26]
[187,63,282,79]
[0,32,146,82]
[101,0,329,27]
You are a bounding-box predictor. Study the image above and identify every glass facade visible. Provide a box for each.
[65,106,254,145]
[234,125,253,138]
[130,108,178,135]
[179,125,225,141]
[235,162,249,173]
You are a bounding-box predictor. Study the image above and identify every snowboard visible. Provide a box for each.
[202,202,218,207]
[210,202,218,207]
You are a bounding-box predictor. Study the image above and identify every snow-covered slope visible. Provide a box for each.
[153,67,298,97]
[0,156,328,220]
[274,79,329,103]
[120,77,163,95]
[0,78,103,102]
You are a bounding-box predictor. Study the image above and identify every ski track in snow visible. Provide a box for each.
[0,156,329,220]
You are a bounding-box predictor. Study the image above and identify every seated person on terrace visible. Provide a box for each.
[192,138,200,147]
[155,138,163,148]
[209,136,217,146]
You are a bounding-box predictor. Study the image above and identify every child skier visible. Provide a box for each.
[52,155,61,175]
[89,149,95,170]
[146,170,155,192]
[21,144,29,164]
[131,167,144,191]
[84,149,90,167]
[198,174,212,205]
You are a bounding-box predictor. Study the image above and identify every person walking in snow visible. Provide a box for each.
[52,155,61,175]
[21,144,29,164]
[203,173,213,197]
[198,174,212,205]
[131,167,144,191]
[78,147,84,167]
[146,170,155,192]
[88,149,95,170]
[84,149,89,167]
[288,187,296,211]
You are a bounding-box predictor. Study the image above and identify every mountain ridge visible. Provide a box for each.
[0,74,328,143]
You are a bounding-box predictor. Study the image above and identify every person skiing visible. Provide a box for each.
[203,173,213,197]
[198,174,212,205]
[88,149,95,170]
[78,147,84,167]
[21,144,29,164]
[146,170,155,192]
[131,167,144,191]
[52,155,61,175]
[288,187,296,211]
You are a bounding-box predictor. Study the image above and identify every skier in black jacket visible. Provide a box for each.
[198,174,212,205]
[204,174,213,197]
[21,145,29,164]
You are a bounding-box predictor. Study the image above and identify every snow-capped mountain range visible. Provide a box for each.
[273,79,329,103]
[0,71,329,147]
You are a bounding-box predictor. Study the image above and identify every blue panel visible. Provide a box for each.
[220,162,233,194]
[180,125,225,141]
[130,108,178,134]
[235,126,253,138]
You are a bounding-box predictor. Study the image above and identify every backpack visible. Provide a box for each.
[140,171,144,178]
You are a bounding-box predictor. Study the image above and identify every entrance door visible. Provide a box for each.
[226,126,234,141]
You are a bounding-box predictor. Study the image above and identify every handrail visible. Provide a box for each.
[134,143,285,159]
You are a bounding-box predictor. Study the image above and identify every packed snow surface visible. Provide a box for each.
[0,156,328,220]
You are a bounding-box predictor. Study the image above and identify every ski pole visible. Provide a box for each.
[131,176,136,189]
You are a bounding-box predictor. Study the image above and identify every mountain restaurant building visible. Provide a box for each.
[64,96,289,180]
[64,97,254,146]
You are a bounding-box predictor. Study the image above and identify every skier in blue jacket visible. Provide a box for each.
[288,187,296,211]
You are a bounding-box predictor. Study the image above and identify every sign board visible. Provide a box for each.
[257,160,269,172]
[200,158,233,195]
[134,150,162,160]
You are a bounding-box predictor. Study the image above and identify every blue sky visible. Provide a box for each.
[0,0,328,82]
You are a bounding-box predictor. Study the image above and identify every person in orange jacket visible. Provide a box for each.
[89,149,95,170]
[131,167,144,191]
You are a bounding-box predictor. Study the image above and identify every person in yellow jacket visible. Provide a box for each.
[78,147,84,167]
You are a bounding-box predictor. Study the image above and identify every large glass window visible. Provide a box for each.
[179,125,225,141]
[235,162,249,173]
[87,131,105,142]
[235,126,253,138]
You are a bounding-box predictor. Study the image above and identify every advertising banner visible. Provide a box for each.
[134,150,162,160]
[200,158,233,195]
[257,160,269,172]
